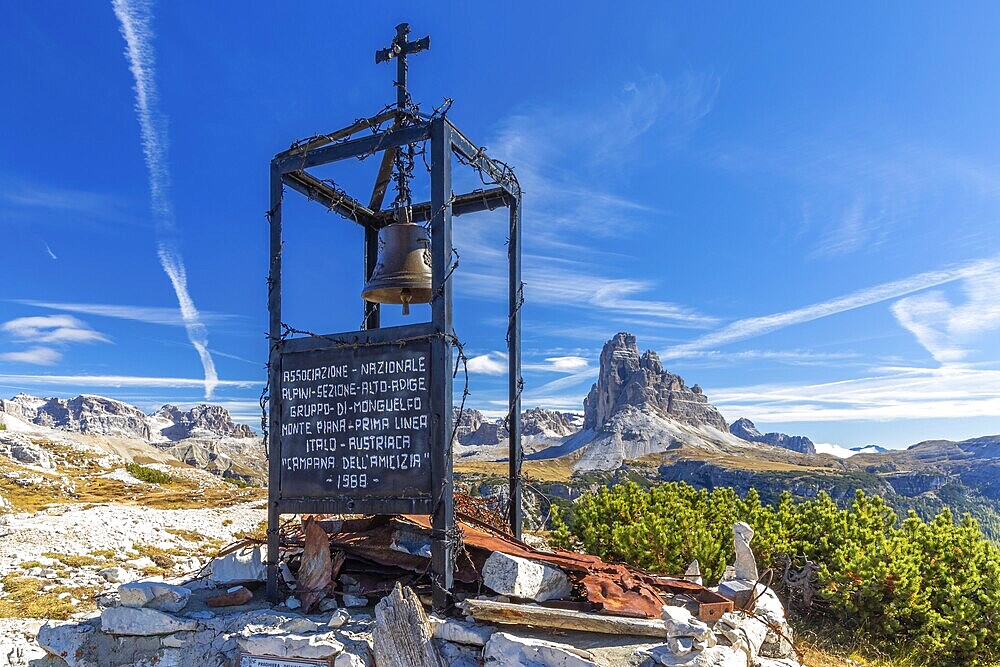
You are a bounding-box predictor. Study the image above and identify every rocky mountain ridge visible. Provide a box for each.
[729,417,817,454]
[453,407,579,447]
[0,393,254,442]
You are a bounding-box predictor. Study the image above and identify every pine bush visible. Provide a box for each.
[550,481,1000,666]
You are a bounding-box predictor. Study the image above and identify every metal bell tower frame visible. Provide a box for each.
[265,23,523,611]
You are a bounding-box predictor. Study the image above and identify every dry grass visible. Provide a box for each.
[164,527,205,543]
[795,623,921,667]
[0,573,100,620]
[234,520,268,541]
[455,452,581,483]
[41,552,100,568]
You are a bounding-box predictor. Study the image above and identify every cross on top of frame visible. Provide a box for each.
[375,23,430,112]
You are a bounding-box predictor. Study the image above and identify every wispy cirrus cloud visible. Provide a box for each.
[15,299,237,328]
[891,270,1000,365]
[461,262,718,329]
[2,315,109,345]
[112,0,218,399]
[0,373,260,389]
[663,254,1000,360]
[0,347,62,366]
[711,364,1000,423]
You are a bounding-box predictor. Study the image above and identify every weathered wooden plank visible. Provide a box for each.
[373,583,444,667]
[460,598,669,638]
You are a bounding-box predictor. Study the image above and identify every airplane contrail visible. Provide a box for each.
[111,0,219,399]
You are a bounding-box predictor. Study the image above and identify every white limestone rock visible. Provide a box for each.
[749,586,794,659]
[733,523,758,581]
[752,658,802,667]
[118,581,191,612]
[209,545,266,584]
[343,594,369,607]
[716,612,769,660]
[484,632,600,666]
[36,621,98,667]
[435,638,481,667]
[328,608,351,628]
[646,644,748,666]
[429,616,494,646]
[98,566,130,583]
[101,607,199,636]
[334,650,370,667]
[238,631,345,659]
[661,605,714,644]
[482,551,572,602]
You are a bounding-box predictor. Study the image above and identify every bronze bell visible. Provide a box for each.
[361,210,433,315]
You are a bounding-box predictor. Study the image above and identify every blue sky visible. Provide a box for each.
[2,2,998,448]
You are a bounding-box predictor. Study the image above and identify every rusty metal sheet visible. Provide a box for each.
[299,502,722,621]
[579,574,664,618]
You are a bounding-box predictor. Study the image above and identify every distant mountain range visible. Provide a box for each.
[0,394,263,481]
[0,393,253,442]
[3,335,998,537]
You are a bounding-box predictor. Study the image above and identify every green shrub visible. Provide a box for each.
[552,481,1000,666]
[125,463,172,484]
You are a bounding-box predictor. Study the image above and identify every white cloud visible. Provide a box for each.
[461,264,718,329]
[467,352,508,376]
[44,243,58,260]
[0,373,260,389]
[891,271,1000,364]
[2,315,110,345]
[663,254,1000,359]
[711,364,1000,423]
[541,356,589,373]
[0,347,62,366]
[15,300,237,327]
[810,196,891,259]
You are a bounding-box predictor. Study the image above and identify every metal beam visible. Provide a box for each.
[274,108,397,161]
[429,117,454,612]
[508,196,523,538]
[275,122,431,174]
[375,187,512,227]
[282,171,378,227]
[448,121,520,198]
[265,163,283,604]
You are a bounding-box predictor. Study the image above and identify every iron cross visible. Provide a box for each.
[375,23,430,112]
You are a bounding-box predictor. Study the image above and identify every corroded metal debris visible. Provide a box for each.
[260,493,732,621]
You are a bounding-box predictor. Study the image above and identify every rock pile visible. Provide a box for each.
[20,517,801,667]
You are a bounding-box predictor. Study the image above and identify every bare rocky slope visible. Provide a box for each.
[0,394,265,482]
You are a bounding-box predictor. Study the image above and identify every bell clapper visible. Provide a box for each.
[400,288,412,316]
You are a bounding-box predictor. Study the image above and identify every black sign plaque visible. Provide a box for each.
[278,339,432,498]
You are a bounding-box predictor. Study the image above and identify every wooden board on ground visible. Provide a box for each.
[460,598,669,638]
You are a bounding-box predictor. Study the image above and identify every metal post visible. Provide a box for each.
[363,226,380,329]
[266,163,283,603]
[429,117,454,611]
[508,196,523,538]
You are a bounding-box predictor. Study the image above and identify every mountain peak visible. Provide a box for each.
[730,417,817,454]
[583,332,728,432]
